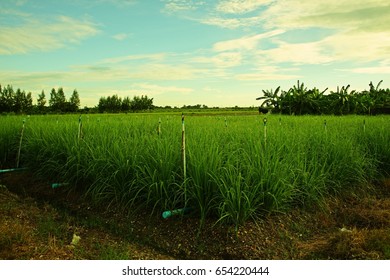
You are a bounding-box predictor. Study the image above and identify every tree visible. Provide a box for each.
[289,80,310,115]
[0,85,15,113]
[256,86,281,112]
[329,85,355,115]
[97,94,122,113]
[122,96,131,111]
[97,96,107,113]
[131,95,153,111]
[69,89,80,112]
[49,87,67,112]
[37,90,46,113]
[25,92,33,113]
[49,88,57,110]
[97,94,154,113]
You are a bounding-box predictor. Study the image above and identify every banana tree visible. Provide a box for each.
[256,86,281,113]
[329,85,355,115]
[289,80,311,115]
[306,87,328,114]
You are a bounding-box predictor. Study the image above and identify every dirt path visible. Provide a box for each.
[1,173,390,260]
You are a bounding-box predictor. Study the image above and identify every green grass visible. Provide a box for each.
[1,113,389,230]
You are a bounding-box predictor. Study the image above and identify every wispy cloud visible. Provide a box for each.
[192,52,242,68]
[202,0,390,67]
[342,65,390,74]
[235,73,300,81]
[95,0,137,7]
[162,0,270,29]
[163,0,390,65]
[235,65,301,81]
[161,0,205,14]
[200,15,262,29]
[262,0,390,30]
[101,53,167,64]
[131,83,194,95]
[216,0,273,14]
[112,33,130,41]
[0,12,99,54]
[213,30,285,51]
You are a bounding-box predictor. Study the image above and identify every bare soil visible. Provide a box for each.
[1,172,390,260]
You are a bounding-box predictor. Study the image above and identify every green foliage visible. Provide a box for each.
[257,80,390,115]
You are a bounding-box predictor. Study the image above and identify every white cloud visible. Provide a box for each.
[261,0,390,34]
[96,0,137,7]
[216,0,273,14]
[0,13,99,54]
[213,29,284,51]
[162,0,205,14]
[235,73,300,80]
[343,66,390,74]
[131,83,194,94]
[165,0,390,66]
[192,52,242,68]
[256,29,390,65]
[112,33,129,41]
[235,65,301,81]
[200,15,262,29]
[256,40,332,65]
[101,53,167,64]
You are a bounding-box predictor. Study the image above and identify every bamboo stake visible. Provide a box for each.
[78,115,83,141]
[16,119,26,168]
[263,117,267,147]
[158,117,161,136]
[181,113,186,180]
[363,119,366,133]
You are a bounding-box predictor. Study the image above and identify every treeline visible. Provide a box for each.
[97,94,153,113]
[257,80,390,115]
[0,84,80,114]
[0,83,154,114]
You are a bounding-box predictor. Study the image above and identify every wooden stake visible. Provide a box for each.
[324,119,327,132]
[158,117,161,136]
[363,119,366,133]
[16,119,25,168]
[263,117,267,147]
[181,113,186,180]
[78,115,83,141]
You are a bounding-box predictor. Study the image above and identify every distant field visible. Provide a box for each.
[1,113,389,229]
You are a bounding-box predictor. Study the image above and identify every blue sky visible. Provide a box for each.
[1,0,389,108]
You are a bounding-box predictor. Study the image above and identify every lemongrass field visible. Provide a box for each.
[1,113,389,228]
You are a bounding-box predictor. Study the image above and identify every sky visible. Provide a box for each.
[0,0,389,108]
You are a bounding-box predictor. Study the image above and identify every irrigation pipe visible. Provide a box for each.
[0,167,28,174]
[51,183,70,189]
[162,207,192,219]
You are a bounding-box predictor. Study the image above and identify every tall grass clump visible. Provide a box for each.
[357,117,390,177]
[0,116,27,168]
[1,113,389,230]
